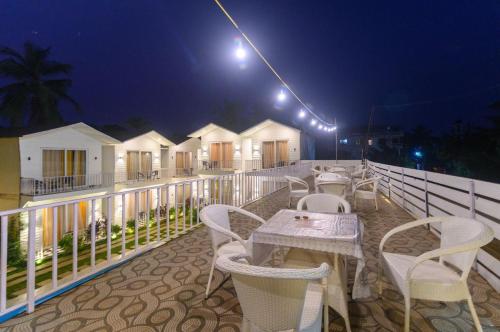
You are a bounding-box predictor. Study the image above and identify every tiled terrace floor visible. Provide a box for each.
[1,178,499,331]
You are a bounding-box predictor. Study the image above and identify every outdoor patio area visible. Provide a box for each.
[0,177,498,331]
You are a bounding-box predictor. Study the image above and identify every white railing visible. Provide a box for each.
[244,159,300,171]
[306,159,362,170]
[20,173,115,196]
[0,161,311,321]
[115,168,177,184]
[198,159,241,171]
[367,160,500,292]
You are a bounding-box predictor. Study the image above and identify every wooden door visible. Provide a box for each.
[221,142,233,168]
[210,143,221,168]
[176,152,184,169]
[276,141,289,167]
[127,151,139,180]
[262,141,275,169]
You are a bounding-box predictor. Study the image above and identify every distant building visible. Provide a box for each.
[337,125,404,159]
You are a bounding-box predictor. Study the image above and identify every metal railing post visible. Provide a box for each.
[469,180,476,218]
[27,210,36,313]
[424,171,429,218]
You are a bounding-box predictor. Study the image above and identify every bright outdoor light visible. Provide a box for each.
[310,119,317,126]
[333,126,337,131]
[318,124,323,130]
[235,47,246,60]
[277,90,286,102]
[298,109,306,118]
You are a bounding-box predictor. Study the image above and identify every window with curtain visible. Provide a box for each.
[42,150,65,177]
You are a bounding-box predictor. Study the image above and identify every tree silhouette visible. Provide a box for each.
[0,42,80,126]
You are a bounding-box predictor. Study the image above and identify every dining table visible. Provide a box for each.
[252,209,370,299]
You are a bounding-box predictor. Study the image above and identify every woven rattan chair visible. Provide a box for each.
[201,204,266,298]
[285,176,310,207]
[297,193,351,213]
[217,254,331,332]
[378,217,494,332]
[353,176,380,210]
[288,193,353,331]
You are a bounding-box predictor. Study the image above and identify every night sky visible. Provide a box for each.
[1,0,499,137]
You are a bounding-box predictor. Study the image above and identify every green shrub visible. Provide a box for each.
[111,224,122,237]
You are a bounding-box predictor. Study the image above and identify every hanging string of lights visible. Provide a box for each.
[213,0,337,133]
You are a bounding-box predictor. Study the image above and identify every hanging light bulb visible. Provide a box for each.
[310,119,317,126]
[323,127,328,132]
[235,46,246,60]
[333,126,337,131]
[277,89,287,102]
[318,124,323,130]
[298,109,306,118]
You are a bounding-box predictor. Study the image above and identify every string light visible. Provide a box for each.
[277,89,286,102]
[298,109,306,118]
[235,46,246,60]
[318,124,323,130]
[214,0,335,129]
[310,119,317,126]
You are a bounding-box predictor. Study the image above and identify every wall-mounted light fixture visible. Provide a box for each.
[117,153,124,161]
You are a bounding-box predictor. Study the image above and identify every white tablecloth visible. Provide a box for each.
[252,209,370,299]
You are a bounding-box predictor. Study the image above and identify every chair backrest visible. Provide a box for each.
[297,193,351,213]
[285,176,308,192]
[200,204,233,250]
[316,181,347,197]
[439,217,494,277]
[217,254,330,331]
[316,172,344,182]
[356,176,380,193]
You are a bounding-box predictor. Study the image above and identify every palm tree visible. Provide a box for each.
[0,42,80,126]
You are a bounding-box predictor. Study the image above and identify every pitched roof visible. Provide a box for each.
[12,122,120,144]
[240,119,300,137]
[122,130,175,146]
[187,123,238,138]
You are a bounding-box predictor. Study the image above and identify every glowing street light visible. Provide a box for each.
[298,109,306,118]
[235,46,246,60]
[310,119,317,126]
[277,89,286,102]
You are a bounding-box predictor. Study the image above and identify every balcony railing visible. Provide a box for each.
[198,159,241,171]
[0,162,311,320]
[20,173,115,196]
[244,159,299,170]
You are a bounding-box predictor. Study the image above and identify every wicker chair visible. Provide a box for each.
[285,176,310,208]
[297,193,351,213]
[200,204,266,298]
[315,180,349,198]
[353,176,380,210]
[288,193,353,332]
[217,254,331,332]
[378,217,494,332]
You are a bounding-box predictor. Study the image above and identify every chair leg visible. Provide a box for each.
[288,195,292,208]
[466,297,483,332]
[374,197,378,211]
[404,296,411,332]
[353,195,357,210]
[205,253,217,299]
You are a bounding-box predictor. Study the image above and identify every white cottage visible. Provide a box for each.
[167,137,201,177]
[188,123,242,172]
[114,131,174,183]
[240,119,301,170]
[0,123,120,255]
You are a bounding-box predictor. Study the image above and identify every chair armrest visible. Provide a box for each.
[230,206,267,224]
[379,217,443,255]
[297,281,324,332]
[406,228,494,280]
